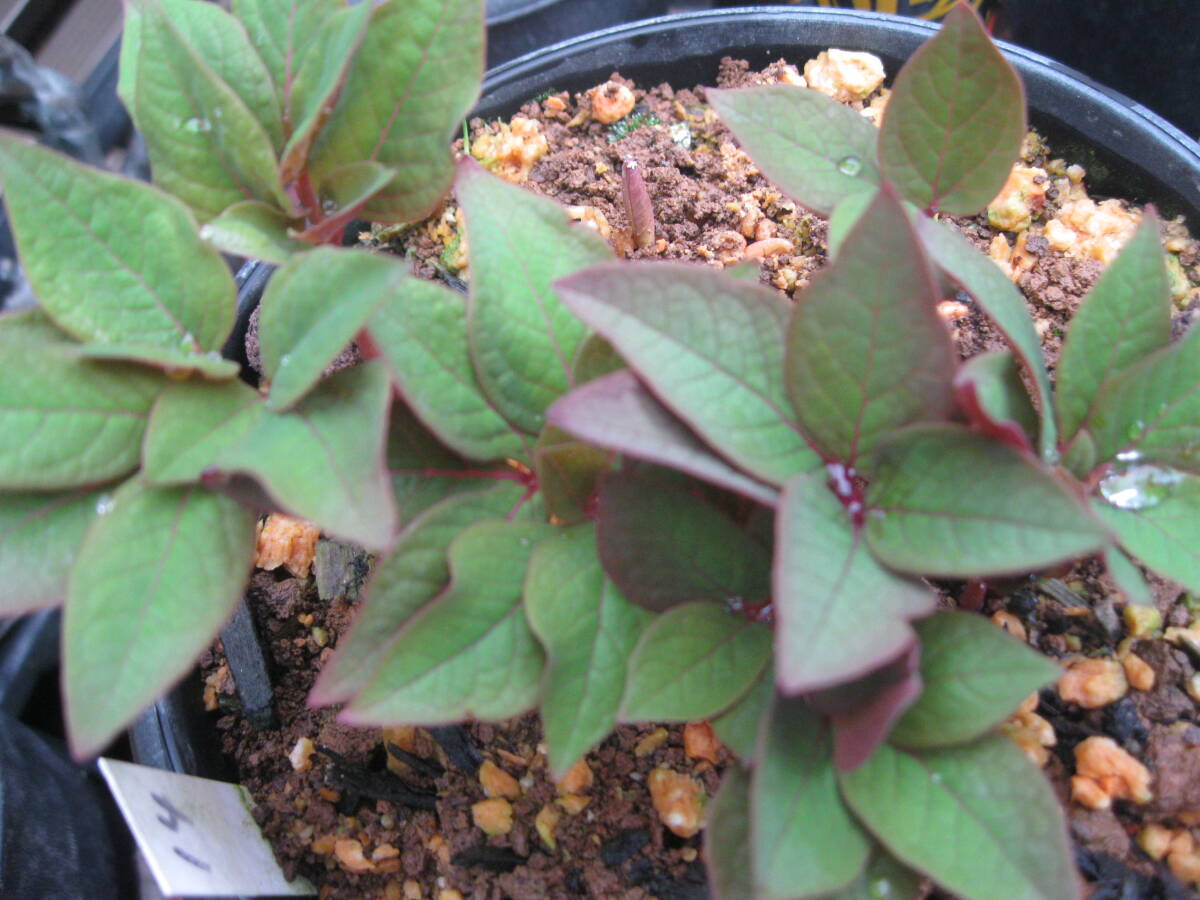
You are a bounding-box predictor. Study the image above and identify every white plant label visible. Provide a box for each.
[99,758,315,897]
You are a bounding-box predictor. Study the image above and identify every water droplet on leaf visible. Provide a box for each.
[1099,463,1185,510]
[95,494,115,516]
[837,155,863,176]
[869,879,893,899]
[930,772,943,783]
[279,354,291,368]
[182,117,212,133]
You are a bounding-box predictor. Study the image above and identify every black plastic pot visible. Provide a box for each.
[485,0,670,67]
[130,8,1200,897]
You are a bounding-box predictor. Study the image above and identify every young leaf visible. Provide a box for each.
[524,525,651,777]
[707,86,880,216]
[128,0,289,221]
[341,520,553,725]
[547,371,780,507]
[839,737,1077,900]
[0,135,237,361]
[752,697,871,897]
[230,0,343,113]
[533,427,613,526]
[817,647,923,772]
[63,480,257,758]
[705,766,754,900]
[259,247,403,410]
[596,469,772,612]
[889,611,1060,749]
[303,161,396,237]
[1057,212,1173,443]
[306,0,484,224]
[775,471,934,693]
[786,186,955,463]
[877,3,1025,214]
[199,201,309,264]
[0,488,104,614]
[456,161,614,434]
[866,424,1106,576]
[143,364,396,550]
[711,671,772,763]
[311,482,526,705]
[1088,325,1200,472]
[557,263,818,485]
[1093,477,1200,593]
[953,350,1039,453]
[1102,545,1155,606]
[619,602,771,723]
[367,276,531,464]
[571,333,626,384]
[0,335,163,490]
[918,218,1056,460]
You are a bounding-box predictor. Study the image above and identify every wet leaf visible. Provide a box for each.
[367,276,531,464]
[547,371,780,507]
[953,350,1039,453]
[597,469,771,613]
[533,426,613,526]
[705,766,754,900]
[1102,545,1155,606]
[865,425,1106,576]
[0,136,236,360]
[557,263,818,485]
[307,0,483,223]
[342,520,552,725]
[878,3,1025,214]
[752,697,870,897]
[200,201,308,264]
[827,851,922,900]
[525,525,651,777]
[1057,212,1172,443]
[918,217,1056,461]
[890,611,1060,749]
[619,602,771,722]
[259,247,402,410]
[457,161,614,434]
[63,480,256,758]
[708,85,880,216]
[787,187,955,463]
[0,488,104,613]
[775,471,934,693]
[839,737,1076,900]
[1094,477,1200,593]
[711,671,771,763]
[312,482,526,704]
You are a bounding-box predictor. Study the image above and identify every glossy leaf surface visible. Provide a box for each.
[1094,479,1200,593]
[0,488,103,613]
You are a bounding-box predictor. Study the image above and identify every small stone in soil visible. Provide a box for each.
[1103,698,1149,747]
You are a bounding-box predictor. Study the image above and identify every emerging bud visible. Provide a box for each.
[622,157,656,250]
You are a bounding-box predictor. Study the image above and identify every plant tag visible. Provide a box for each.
[99,758,315,897]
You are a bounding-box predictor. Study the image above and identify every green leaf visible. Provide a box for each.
[0,135,236,359]
[711,671,772,763]
[367,276,531,463]
[312,482,526,704]
[304,161,396,234]
[278,2,373,182]
[142,364,396,549]
[342,519,552,725]
[890,611,1060,749]
[230,0,342,112]
[707,86,880,216]
[1094,477,1200,593]
[73,344,239,379]
[877,3,1025,214]
[918,217,1056,461]
[596,468,772,612]
[866,425,1105,576]
[63,480,256,757]
[1102,544,1155,606]
[571,333,626,384]
[828,851,923,900]
[953,350,1039,452]
[776,472,934,693]
[705,766,754,900]
[0,333,163,489]
[307,0,484,223]
[787,187,955,463]
[752,697,870,898]
[456,161,614,434]
[558,263,819,485]
[827,190,876,259]
[1088,325,1200,472]
[129,0,288,221]
[199,201,308,264]
[1057,212,1172,443]
[0,488,104,613]
[259,248,402,410]
[619,602,771,722]
[839,737,1076,900]
[533,427,613,526]
[524,525,651,777]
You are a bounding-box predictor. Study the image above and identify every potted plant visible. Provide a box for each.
[2,1,1199,897]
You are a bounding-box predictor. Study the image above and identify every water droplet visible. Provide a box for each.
[1116,449,1142,463]
[182,117,212,133]
[95,494,115,516]
[180,331,195,348]
[198,225,214,242]
[930,772,943,783]
[837,155,863,176]
[279,354,291,368]
[518,537,530,547]
[321,198,338,214]
[869,879,893,899]
[1099,463,1185,511]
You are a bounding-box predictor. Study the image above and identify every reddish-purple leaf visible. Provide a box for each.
[953,350,1038,453]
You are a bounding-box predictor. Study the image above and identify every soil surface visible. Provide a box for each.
[209,56,1200,899]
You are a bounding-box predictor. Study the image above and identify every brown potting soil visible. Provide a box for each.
[209,55,1200,899]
